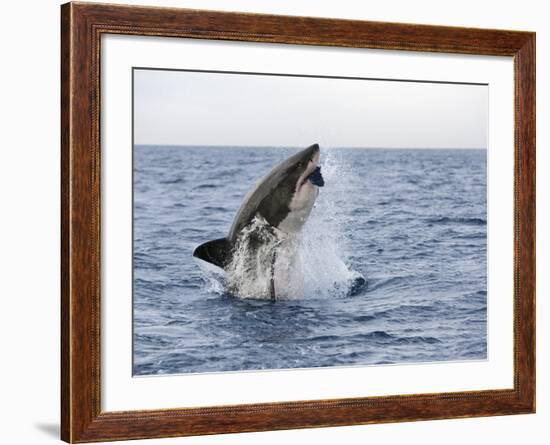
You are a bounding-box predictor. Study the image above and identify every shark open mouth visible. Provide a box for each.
[307,166,325,187]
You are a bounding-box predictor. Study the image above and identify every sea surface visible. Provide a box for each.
[133,146,487,375]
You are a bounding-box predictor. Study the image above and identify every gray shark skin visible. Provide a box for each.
[193,144,324,297]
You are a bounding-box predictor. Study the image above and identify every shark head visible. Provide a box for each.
[228,144,324,240]
[267,143,322,194]
[284,143,324,191]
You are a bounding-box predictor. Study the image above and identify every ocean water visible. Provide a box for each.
[133,146,487,375]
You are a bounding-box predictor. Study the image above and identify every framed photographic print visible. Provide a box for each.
[61,2,535,443]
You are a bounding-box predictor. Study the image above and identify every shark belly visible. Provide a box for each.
[277,181,319,234]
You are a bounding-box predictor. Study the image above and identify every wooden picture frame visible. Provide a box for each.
[61,2,535,442]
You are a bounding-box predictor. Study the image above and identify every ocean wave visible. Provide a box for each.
[365,275,413,292]
[362,330,393,340]
[353,314,376,323]
[394,335,442,344]
[426,216,487,226]
[159,178,185,184]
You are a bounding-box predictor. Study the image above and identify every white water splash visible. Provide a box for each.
[226,217,278,298]
[300,148,364,299]
[196,260,226,295]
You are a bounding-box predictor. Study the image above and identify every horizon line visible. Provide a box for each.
[134,144,487,150]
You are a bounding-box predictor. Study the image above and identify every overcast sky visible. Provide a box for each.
[134,69,487,149]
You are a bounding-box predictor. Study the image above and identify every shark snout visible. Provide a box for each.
[302,144,320,176]
[296,144,324,189]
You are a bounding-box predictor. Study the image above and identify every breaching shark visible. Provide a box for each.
[193,143,325,300]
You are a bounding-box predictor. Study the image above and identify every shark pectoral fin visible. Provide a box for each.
[193,237,231,269]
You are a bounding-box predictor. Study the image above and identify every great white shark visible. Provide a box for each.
[193,143,325,299]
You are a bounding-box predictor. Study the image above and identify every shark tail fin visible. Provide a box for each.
[193,237,231,269]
